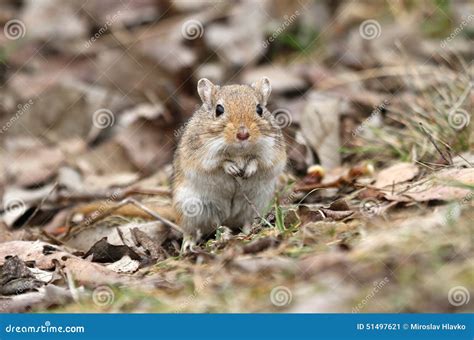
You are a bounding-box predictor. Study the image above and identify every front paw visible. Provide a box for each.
[242,159,258,178]
[223,161,242,177]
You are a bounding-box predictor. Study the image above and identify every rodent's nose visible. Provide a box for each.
[236,127,250,141]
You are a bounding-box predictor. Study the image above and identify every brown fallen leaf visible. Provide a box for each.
[83,237,141,263]
[4,143,64,187]
[132,227,167,260]
[0,285,72,313]
[385,167,474,202]
[0,241,131,286]
[242,237,279,254]
[0,256,45,295]
[300,92,345,170]
[298,203,354,225]
[374,162,419,189]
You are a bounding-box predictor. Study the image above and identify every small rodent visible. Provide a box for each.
[172,77,287,249]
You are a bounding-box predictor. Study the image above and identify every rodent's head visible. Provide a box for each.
[196,77,278,152]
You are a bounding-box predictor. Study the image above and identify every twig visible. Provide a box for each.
[418,122,452,165]
[64,198,183,239]
[125,198,183,234]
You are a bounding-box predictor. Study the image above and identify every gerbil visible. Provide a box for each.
[172,77,287,250]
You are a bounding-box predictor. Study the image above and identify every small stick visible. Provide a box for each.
[125,198,183,234]
[65,198,183,239]
[418,122,452,165]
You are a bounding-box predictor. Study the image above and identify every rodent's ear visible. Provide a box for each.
[197,78,215,108]
[252,77,272,105]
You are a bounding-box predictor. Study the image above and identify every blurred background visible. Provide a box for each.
[0,0,472,313]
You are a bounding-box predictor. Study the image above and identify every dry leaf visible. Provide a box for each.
[374,162,419,189]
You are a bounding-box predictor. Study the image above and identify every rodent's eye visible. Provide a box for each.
[215,104,224,117]
[256,104,263,116]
